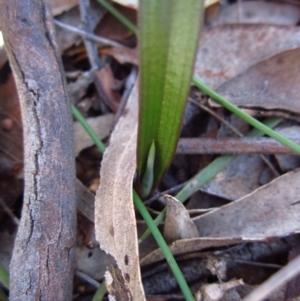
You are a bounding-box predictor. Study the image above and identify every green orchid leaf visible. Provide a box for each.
[137,0,204,189]
[141,140,156,197]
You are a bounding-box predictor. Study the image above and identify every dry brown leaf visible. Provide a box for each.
[201,155,267,201]
[94,3,137,44]
[99,46,138,66]
[95,65,120,112]
[73,114,114,156]
[163,194,198,244]
[95,81,145,300]
[140,237,246,266]
[194,168,300,239]
[215,48,300,114]
[195,25,300,89]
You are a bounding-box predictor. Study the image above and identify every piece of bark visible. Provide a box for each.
[0,1,76,300]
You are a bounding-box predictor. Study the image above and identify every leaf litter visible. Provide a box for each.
[2,0,300,300]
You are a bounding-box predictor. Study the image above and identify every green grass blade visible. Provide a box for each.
[133,190,194,301]
[138,0,204,188]
[192,76,300,155]
[95,0,137,36]
[91,281,106,301]
[71,105,106,153]
[0,264,9,290]
[139,117,282,241]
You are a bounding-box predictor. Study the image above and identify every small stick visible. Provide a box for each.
[189,99,280,176]
[79,0,103,70]
[177,137,300,155]
[54,19,125,48]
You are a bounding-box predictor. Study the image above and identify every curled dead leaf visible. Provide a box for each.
[163,194,198,244]
[95,81,145,300]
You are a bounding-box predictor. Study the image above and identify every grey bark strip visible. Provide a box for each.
[0,1,76,300]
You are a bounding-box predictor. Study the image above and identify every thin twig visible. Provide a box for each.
[144,181,187,205]
[75,271,100,288]
[190,98,280,176]
[54,19,125,48]
[176,137,300,155]
[79,0,103,70]
[190,98,243,137]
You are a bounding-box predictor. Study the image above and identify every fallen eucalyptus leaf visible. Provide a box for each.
[200,155,267,201]
[163,194,198,244]
[95,82,145,300]
[195,25,300,89]
[73,114,114,156]
[140,237,246,266]
[194,168,300,239]
[215,48,300,114]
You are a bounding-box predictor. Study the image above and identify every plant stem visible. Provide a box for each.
[192,77,300,155]
[71,105,106,153]
[133,190,194,301]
